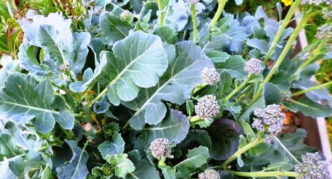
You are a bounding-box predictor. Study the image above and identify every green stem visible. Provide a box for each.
[190,4,198,43]
[221,135,263,169]
[291,39,326,80]
[263,0,302,64]
[158,157,167,167]
[210,0,228,28]
[156,0,167,26]
[224,74,252,103]
[251,12,312,105]
[88,87,107,107]
[189,116,201,123]
[292,81,332,97]
[227,170,299,178]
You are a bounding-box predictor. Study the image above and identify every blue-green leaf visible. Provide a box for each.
[106,154,135,178]
[175,146,209,169]
[100,12,131,45]
[0,73,75,133]
[98,133,125,159]
[127,41,213,129]
[56,140,89,179]
[135,110,190,150]
[105,31,168,104]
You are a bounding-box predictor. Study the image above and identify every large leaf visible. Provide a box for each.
[127,41,213,130]
[55,140,89,179]
[100,12,131,45]
[165,0,189,31]
[105,31,168,105]
[293,80,332,108]
[98,133,125,159]
[0,73,75,133]
[20,13,90,78]
[175,146,209,169]
[264,83,282,105]
[207,119,243,160]
[69,51,113,93]
[128,150,160,179]
[106,154,135,178]
[175,146,209,179]
[215,55,246,79]
[283,98,332,118]
[135,110,190,151]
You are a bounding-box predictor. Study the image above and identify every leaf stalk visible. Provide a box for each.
[210,0,228,28]
[221,135,263,169]
[224,74,252,103]
[292,81,332,97]
[263,0,302,64]
[190,4,198,43]
[250,11,313,106]
[226,170,299,178]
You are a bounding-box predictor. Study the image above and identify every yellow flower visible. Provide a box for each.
[282,0,292,6]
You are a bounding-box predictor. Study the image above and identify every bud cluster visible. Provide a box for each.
[150,138,172,160]
[244,58,264,75]
[294,152,329,179]
[251,104,285,142]
[201,67,220,85]
[194,95,220,119]
[198,169,220,179]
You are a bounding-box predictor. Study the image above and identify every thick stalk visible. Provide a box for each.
[190,4,198,43]
[156,0,167,26]
[263,0,302,64]
[250,12,312,105]
[292,81,332,97]
[227,170,299,178]
[210,0,228,28]
[221,136,263,169]
[224,74,252,102]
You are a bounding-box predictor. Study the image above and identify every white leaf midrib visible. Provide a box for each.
[0,100,59,114]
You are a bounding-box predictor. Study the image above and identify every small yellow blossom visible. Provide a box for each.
[282,0,293,6]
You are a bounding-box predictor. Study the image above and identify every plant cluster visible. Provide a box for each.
[0,0,331,178]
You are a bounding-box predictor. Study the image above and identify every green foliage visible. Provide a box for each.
[0,0,330,179]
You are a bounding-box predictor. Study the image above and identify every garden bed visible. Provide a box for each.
[0,0,332,179]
